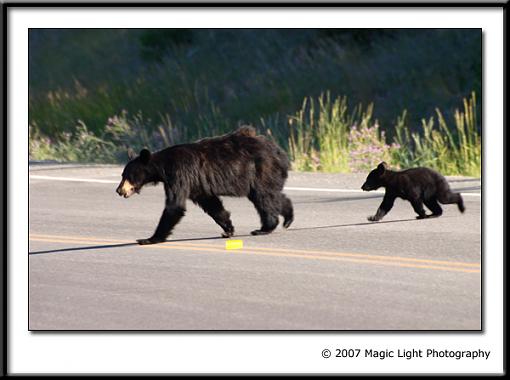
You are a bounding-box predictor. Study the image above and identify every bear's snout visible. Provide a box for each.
[116,179,135,198]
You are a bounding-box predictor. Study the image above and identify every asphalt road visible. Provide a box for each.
[29,164,481,330]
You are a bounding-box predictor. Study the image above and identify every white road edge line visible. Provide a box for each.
[29,174,482,197]
[30,175,118,184]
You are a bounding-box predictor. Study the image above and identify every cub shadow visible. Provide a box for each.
[286,217,429,232]
[294,194,383,205]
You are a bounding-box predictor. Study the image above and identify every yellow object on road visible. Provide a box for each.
[226,240,243,250]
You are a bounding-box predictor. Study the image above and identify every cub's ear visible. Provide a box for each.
[127,148,136,160]
[139,148,151,164]
[377,161,388,173]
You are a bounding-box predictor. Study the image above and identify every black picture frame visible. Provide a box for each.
[3,0,506,376]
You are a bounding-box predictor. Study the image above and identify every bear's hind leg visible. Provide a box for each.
[249,190,280,235]
[424,198,443,217]
[280,193,294,228]
[195,196,235,238]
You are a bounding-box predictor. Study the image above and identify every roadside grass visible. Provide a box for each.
[392,92,480,177]
[29,30,480,176]
[288,92,480,176]
[30,92,480,177]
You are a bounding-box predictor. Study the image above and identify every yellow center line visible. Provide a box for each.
[30,233,480,268]
[29,234,480,274]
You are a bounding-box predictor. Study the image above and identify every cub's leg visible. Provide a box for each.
[368,193,396,222]
[248,189,280,235]
[438,191,465,213]
[410,198,428,219]
[195,195,235,238]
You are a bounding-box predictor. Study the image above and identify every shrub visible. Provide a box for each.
[391,92,480,177]
[29,121,115,163]
[348,122,400,173]
[287,92,480,176]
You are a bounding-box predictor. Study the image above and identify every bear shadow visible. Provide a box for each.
[28,215,455,256]
[28,235,229,256]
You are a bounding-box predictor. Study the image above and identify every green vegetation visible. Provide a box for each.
[288,94,355,172]
[288,92,480,177]
[29,29,481,176]
[392,93,480,177]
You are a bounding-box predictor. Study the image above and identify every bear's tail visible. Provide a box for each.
[273,144,290,180]
[233,125,257,138]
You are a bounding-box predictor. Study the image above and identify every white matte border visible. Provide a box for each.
[9,7,504,375]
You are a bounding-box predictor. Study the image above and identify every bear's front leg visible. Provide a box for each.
[137,236,167,245]
[368,193,396,222]
[367,214,383,222]
[137,204,186,245]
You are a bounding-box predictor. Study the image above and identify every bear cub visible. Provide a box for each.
[361,162,465,221]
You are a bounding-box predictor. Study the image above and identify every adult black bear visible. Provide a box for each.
[116,127,294,245]
[361,162,465,221]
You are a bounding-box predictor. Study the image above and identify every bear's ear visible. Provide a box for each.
[139,148,151,165]
[377,161,388,173]
[127,148,136,160]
